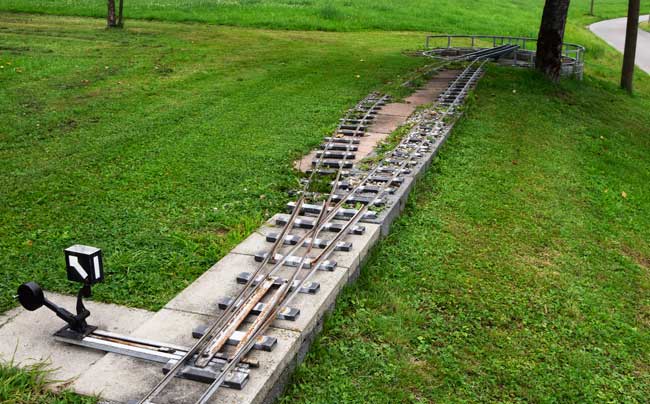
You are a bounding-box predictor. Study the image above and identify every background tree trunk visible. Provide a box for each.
[107,0,117,27]
[620,0,640,93]
[117,0,124,27]
[535,0,571,82]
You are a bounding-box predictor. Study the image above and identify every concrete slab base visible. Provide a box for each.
[0,294,152,387]
[293,150,317,172]
[1,69,460,404]
[71,304,302,404]
[0,214,379,403]
[294,70,458,172]
[355,132,390,160]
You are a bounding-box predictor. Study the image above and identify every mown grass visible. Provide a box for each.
[273,3,650,403]
[0,14,430,312]
[0,360,95,403]
[0,0,646,317]
[642,20,650,32]
[281,64,650,404]
[0,0,648,33]
[2,0,650,402]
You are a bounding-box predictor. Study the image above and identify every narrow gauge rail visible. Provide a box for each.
[138,93,391,404]
[139,50,503,403]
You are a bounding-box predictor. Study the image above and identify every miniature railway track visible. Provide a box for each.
[138,49,504,403]
[6,40,551,404]
[423,43,519,61]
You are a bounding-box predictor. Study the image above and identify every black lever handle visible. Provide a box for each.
[17,281,91,333]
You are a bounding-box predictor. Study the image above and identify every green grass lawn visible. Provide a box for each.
[1,0,650,402]
[0,14,429,311]
[281,65,650,403]
[0,0,648,33]
[272,3,650,400]
[0,361,96,403]
[1,0,644,314]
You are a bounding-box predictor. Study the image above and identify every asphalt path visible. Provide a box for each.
[590,15,650,74]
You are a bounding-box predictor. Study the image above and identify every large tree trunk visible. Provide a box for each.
[620,0,640,93]
[107,0,117,27]
[535,0,571,82]
[117,0,124,27]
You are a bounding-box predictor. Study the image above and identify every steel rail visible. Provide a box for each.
[423,44,518,60]
[194,93,414,402]
[345,93,387,137]
[193,94,394,401]
[138,182,311,402]
[424,34,584,79]
[138,92,390,404]
[424,34,585,61]
[195,165,348,404]
[141,57,488,403]
[284,158,412,307]
[194,167,344,369]
[137,202,300,403]
[196,182,374,403]
[192,91,387,369]
[308,61,486,278]
[193,60,487,404]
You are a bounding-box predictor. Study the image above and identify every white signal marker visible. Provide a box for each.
[69,255,88,280]
[93,255,101,279]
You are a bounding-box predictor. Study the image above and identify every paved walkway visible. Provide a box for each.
[590,15,650,74]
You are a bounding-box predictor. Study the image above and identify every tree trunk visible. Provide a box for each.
[535,0,571,82]
[590,0,594,16]
[117,0,124,27]
[620,0,640,93]
[107,0,117,27]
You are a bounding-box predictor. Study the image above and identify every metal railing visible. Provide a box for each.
[424,34,585,78]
